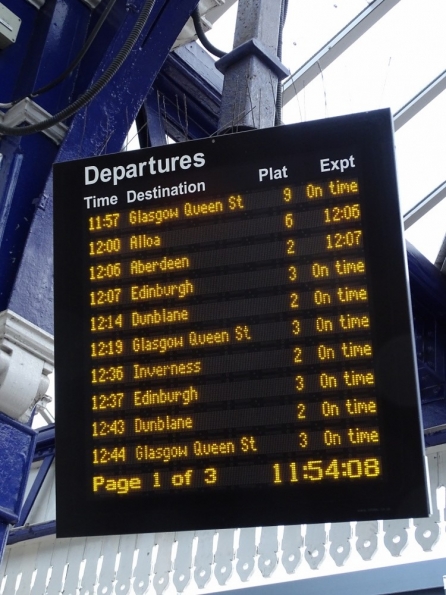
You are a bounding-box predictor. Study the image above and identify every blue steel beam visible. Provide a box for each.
[1,0,199,332]
[0,0,86,104]
[0,0,103,316]
[136,88,167,148]
[407,242,446,445]
[10,0,92,113]
[153,42,223,141]
[407,242,446,321]
[8,520,56,545]
[0,413,36,554]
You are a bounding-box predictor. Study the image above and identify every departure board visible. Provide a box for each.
[54,110,429,538]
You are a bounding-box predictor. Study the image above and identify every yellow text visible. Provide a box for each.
[184,200,223,217]
[93,475,142,495]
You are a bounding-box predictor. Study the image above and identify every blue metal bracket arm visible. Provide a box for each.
[6,424,56,545]
[0,132,62,318]
[3,0,200,333]
[15,423,55,529]
[32,422,55,461]
[6,520,56,545]
[7,519,56,546]
[0,413,36,552]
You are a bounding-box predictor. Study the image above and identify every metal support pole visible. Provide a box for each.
[215,0,289,132]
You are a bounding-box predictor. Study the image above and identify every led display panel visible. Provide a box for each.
[54,110,429,537]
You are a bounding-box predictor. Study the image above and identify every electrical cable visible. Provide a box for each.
[0,0,117,109]
[0,0,155,137]
[191,7,226,59]
[275,0,289,126]
[31,0,118,100]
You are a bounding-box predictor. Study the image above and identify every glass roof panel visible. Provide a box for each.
[206,1,368,68]
[280,0,446,262]
[282,0,374,72]
[395,91,446,214]
[283,0,446,113]
[283,0,446,121]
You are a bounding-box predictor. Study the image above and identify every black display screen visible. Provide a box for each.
[54,110,428,537]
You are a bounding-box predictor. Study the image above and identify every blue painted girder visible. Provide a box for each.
[1,0,199,332]
[0,0,89,106]
[0,413,36,552]
[0,0,99,313]
[152,42,223,142]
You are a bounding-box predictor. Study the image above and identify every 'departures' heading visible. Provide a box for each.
[84,152,206,187]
